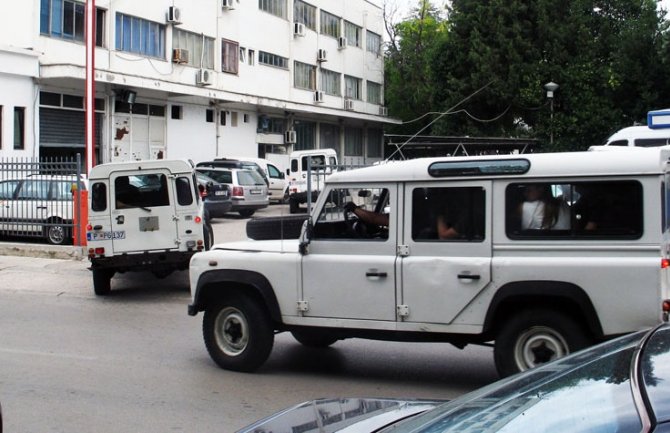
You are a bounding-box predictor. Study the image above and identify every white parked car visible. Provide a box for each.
[0,174,85,245]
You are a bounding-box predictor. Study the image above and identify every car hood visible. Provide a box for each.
[236,398,443,433]
[211,239,300,253]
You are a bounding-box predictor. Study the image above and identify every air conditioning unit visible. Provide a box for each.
[314,91,324,103]
[172,48,189,64]
[222,0,235,10]
[379,106,388,116]
[338,37,347,49]
[317,49,327,62]
[284,130,297,144]
[294,22,306,37]
[167,6,181,24]
[344,98,354,111]
[196,69,213,86]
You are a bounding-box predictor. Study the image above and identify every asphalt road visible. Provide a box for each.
[0,204,499,432]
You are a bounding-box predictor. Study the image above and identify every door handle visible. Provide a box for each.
[36,206,47,210]
[457,274,480,280]
[116,215,125,224]
[366,271,387,278]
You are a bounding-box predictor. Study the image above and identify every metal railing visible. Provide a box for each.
[0,155,84,245]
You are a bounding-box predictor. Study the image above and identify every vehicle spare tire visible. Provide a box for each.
[246,214,309,240]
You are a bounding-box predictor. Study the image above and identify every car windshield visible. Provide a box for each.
[388,330,647,433]
[237,170,265,186]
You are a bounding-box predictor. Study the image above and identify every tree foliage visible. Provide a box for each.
[384,0,670,151]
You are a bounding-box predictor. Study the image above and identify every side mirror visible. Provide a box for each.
[299,217,313,255]
[279,172,285,180]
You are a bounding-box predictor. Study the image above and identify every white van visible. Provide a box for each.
[87,160,209,295]
[604,125,670,147]
[286,148,338,213]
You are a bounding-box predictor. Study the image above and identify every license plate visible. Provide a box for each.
[214,191,227,196]
[87,231,126,241]
[250,189,262,195]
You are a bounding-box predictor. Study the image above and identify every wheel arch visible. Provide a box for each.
[483,280,604,340]
[191,269,281,323]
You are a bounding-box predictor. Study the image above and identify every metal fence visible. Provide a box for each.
[0,156,84,245]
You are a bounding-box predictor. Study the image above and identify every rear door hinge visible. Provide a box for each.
[397,245,410,257]
[297,300,309,312]
[397,304,410,318]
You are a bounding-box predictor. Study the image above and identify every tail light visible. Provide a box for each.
[232,186,244,197]
[663,258,670,269]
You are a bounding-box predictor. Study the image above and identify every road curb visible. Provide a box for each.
[0,243,85,261]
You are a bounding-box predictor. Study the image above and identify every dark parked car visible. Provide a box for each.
[196,172,232,219]
[238,323,670,432]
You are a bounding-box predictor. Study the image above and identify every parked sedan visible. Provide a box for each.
[196,172,232,219]
[0,174,86,245]
[238,323,670,432]
[196,167,268,217]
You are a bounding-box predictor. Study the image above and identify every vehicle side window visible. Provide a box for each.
[91,182,107,212]
[411,187,485,242]
[635,138,668,147]
[505,181,642,239]
[176,177,193,206]
[0,180,20,199]
[607,140,628,146]
[52,181,73,201]
[17,180,49,200]
[267,164,281,179]
[313,187,389,240]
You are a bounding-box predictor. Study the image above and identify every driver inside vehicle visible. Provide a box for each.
[343,201,389,227]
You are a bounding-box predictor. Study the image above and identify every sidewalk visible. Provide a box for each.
[0,242,85,261]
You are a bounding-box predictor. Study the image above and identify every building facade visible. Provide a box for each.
[0,0,393,169]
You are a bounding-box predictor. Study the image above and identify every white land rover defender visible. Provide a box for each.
[87,160,210,296]
[188,147,670,376]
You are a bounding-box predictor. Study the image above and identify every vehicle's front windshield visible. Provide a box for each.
[388,330,646,433]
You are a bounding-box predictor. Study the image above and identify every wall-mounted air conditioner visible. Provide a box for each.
[167,6,181,24]
[338,37,347,49]
[379,106,388,116]
[222,0,235,10]
[294,22,306,37]
[317,49,327,62]
[172,48,189,64]
[284,130,297,144]
[344,98,354,111]
[314,91,324,103]
[196,69,213,86]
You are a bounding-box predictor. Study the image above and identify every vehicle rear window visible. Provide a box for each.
[237,170,265,186]
[176,177,193,206]
[115,174,170,209]
[91,182,107,212]
[505,181,643,239]
[199,169,232,184]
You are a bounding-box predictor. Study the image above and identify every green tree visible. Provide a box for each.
[384,0,448,135]
[430,0,667,151]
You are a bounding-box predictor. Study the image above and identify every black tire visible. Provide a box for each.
[203,295,274,372]
[45,219,69,245]
[291,329,339,347]
[246,215,309,240]
[494,308,591,377]
[204,223,214,250]
[92,269,114,296]
[238,209,255,218]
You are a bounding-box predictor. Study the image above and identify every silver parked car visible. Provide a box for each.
[0,174,86,245]
[196,167,268,217]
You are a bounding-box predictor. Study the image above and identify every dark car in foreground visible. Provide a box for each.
[238,323,670,433]
[196,172,232,219]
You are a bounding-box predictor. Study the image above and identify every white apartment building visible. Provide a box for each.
[0,0,394,168]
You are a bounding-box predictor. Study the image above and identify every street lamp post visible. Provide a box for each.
[544,81,559,145]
